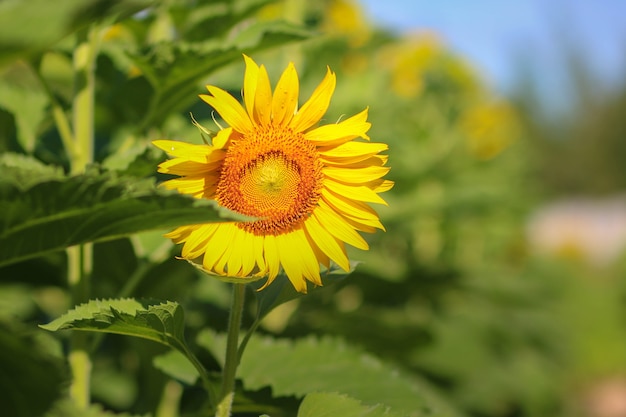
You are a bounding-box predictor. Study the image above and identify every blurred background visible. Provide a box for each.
[1,0,626,416]
[274,1,626,416]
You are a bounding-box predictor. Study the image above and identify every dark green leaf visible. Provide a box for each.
[0,320,66,417]
[130,42,242,130]
[0,152,64,189]
[0,168,244,267]
[131,20,310,130]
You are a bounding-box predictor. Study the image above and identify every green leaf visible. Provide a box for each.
[0,168,244,267]
[0,0,153,66]
[153,349,199,385]
[0,63,49,152]
[131,20,310,130]
[0,152,64,189]
[130,41,242,130]
[101,141,161,177]
[298,392,400,417]
[174,0,276,42]
[39,298,186,347]
[230,20,313,51]
[199,334,462,417]
[39,297,203,388]
[250,264,355,320]
[0,320,65,417]
[41,298,217,397]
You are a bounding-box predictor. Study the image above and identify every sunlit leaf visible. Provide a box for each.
[0,0,153,66]
[198,333,462,417]
[230,20,312,50]
[153,349,199,385]
[298,392,400,417]
[40,298,188,348]
[0,65,49,152]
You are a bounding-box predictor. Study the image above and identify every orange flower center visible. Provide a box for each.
[216,126,323,235]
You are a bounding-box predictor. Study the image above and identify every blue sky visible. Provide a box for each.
[359,0,626,110]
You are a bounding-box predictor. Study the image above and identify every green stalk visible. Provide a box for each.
[71,26,99,174]
[215,284,246,417]
[66,24,100,409]
[67,245,92,408]
[31,61,75,160]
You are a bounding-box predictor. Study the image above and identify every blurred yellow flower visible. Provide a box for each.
[460,100,520,159]
[380,32,478,98]
[154,56,392,293]
[324,0,371,47]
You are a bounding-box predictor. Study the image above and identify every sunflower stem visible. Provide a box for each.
[71,25,99,174]
[215,283,246,417]
[31,60,76,160]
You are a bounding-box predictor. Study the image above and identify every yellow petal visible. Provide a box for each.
[253,65,272,127]
[158,158,221,175]
[240,230,256,277]
[318,141,387,160]
[200,86,253,133]
[164,225,197,243]
[160,177,218,199]
[321,188,381,222]
[201,224,232,272]
[342,217,380,234]
[284,230,322,288]
[305,108,370,145]
[252,233,266,274]
[263,234,280,280]
[303,228,331,269]
[323,165,390,183]
[313,201,369,250]
[290,67,336,132]
[213,127,233,149]
[324,178,389,205]
[303,215,350,271]
[182,224,218,259]
[368,179,395,193]
[271,62,299,126]
[243,55,259,118]
[321,155,388,169]
[212,223,237,275]
[153,140,216,162]
[226,227,246,276]
[275,234,306,293]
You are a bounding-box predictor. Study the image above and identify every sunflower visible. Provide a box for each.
[154,55,392,293]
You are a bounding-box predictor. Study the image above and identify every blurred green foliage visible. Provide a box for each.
[1,0,626,416]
